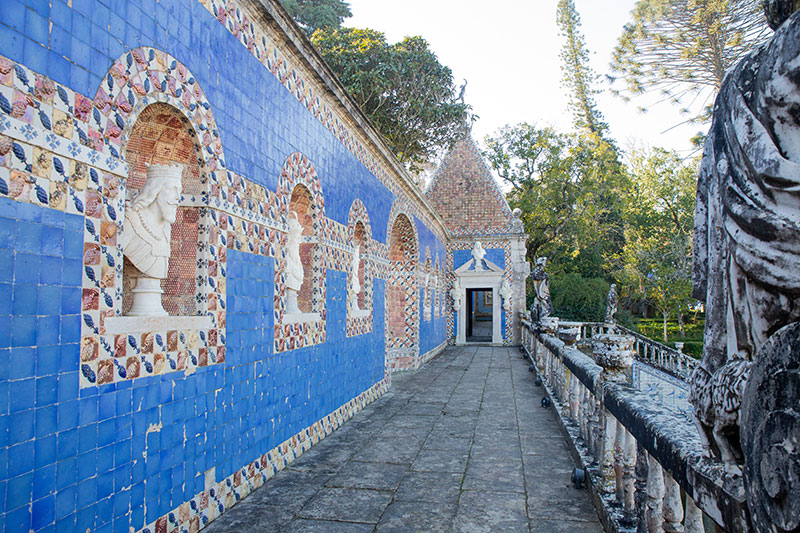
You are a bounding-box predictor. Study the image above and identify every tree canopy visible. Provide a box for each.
[556,0,608,136]
[609,0,770,123]
[281,0,352,36]
[614,148,697,339]
[312,28,471,172]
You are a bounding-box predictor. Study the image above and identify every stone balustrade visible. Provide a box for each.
[520,319,749,532]
[575,322,699,381]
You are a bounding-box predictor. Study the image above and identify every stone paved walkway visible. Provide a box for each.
[204,346,604,532]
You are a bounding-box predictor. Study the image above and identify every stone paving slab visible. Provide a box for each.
[203,345,604,532]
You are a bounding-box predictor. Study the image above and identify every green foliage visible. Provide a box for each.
[484,123,628,281]
[609,0,770,124]
[634,317,705,357]
[311,28,471,172]
[550,273,610,322]
[281,0,352,36]
[614,148,697,341]
[557,0,608,136]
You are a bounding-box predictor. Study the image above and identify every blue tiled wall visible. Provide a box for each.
[0,1,448,530]
[452,248,505,271]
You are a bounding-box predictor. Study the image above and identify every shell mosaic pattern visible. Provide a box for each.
[445,240,515,344]
[139,377,389,533]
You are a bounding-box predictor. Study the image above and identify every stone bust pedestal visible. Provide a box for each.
[120,163,183,316]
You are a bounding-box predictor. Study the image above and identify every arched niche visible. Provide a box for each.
[386,212,419,370]
[122,102,205,316]
[346,199,373,335]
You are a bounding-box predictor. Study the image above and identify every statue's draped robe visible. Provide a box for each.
[693,15,800,373]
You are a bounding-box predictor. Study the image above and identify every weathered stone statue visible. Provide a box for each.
[500,279,513,312]
[690,4,800,529]
[471,241,486,271]
[511,207,525,233]
[530,257,552,323]
[350,244,361,310]
[605,283,618,324]
[450,279,462,312]
[285,211,304,314]
[121,163,183,316]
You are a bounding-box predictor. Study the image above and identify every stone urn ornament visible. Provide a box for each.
[120,163,183,316]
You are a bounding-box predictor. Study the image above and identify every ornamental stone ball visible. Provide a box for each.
[120,163,183,316]
[511,207,525,233]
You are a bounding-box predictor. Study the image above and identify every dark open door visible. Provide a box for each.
[466,288,474,337]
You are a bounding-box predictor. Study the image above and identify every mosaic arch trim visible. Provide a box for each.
[445,240,514,344]
[385,200,421,370]
[0,49,229,387]
[426,136,514,238]
[139,377,389,533]
[273,153,327,352]
[346,198,374,337]
[197,0,447,244]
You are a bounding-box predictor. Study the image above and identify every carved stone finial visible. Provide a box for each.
[121,163,183,316]
[285,211,304,314]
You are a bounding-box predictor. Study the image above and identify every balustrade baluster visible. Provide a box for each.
[663,472,684,532]
[646,455,665,532]
[635,444,649,532]
[614,419,625,504]
[684,495,704,533]
[622,429,637,523]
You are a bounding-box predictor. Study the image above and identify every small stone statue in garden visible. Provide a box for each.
[471,241,486,271]
[285,211,304,314]
[689,4,800,529]
[605,283,618,324]
[121,163,183,316]
[530,257,552,323]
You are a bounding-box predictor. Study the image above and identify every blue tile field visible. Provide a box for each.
[0,0,525,531]
[0,0,455,531]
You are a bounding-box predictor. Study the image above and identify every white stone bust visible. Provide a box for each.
[350,244,361,309]
[285,211,304,292]
[472,241,486,270]
[121,163,183,279]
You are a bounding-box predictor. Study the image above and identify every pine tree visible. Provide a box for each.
[556,0,607,136]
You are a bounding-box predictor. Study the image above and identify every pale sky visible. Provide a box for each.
[346,0,705,161]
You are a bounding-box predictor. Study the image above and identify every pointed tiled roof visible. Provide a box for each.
[425,136,512,236]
